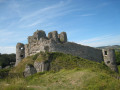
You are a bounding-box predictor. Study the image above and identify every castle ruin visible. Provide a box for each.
[15,30,118,73]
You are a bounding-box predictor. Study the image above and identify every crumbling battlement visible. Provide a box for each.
[24,30,68,57]
[15,30,118,72]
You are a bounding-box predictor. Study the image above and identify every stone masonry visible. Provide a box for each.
[102,49,118,73]
[15,30,118,73]
[15,43,25,66]
[23,64,37,77]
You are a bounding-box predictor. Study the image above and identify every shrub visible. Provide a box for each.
[32,53,40,60]
[115,51,120,65]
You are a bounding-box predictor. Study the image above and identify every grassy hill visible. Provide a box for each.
[0,52,120,90]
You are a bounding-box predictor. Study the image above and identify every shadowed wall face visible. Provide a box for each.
[102,49,118,73]
[52,42,103,62]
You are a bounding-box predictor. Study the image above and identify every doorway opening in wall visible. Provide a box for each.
[105,51,107,55]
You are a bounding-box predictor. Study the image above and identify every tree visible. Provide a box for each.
[115,51,120,65]
[0,53,16,68]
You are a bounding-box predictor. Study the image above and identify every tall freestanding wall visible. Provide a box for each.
[15,43,25,66]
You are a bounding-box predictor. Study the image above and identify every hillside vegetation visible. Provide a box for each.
[0,53,16,68]
[0,52,120,90]
[116,51,120,65]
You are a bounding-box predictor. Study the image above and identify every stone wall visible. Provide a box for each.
[52,42,103,62]
[16,30,118,72]
[25,38,54,56]
[23,30,103,62]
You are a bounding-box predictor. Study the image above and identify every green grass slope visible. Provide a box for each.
[0,52,120,90]
[10,52,112,73]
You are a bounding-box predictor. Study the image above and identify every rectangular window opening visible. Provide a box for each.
[105,51,107,55]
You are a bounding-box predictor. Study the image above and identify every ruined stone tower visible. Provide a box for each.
[15,43,25,66]
[102,49,118,73]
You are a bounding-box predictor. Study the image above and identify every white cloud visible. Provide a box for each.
[79,35,111,43]
[0,29,14,36]
[18,0,78,28]
[0,46,15,54]
[0,29,26,43]
[80,14,96,16]
[21,8,80,28]
[78,35,120,47]
[19,0,71,22]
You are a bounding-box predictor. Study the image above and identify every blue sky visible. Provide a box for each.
[0,0,120,54]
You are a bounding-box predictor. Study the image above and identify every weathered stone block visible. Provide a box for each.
[48,32,52,39]
[34,61,50,72]
[33,30,46,40]
[48,31,59,42]
[25,44,29,57]
[23,64,37,77]
[28,30,46,44]
[59,32,67,43]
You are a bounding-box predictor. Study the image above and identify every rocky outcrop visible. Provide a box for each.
[23,64,37,77]
[34,61,50,73]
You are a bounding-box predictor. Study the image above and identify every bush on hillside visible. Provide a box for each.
[116,51,120,65]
